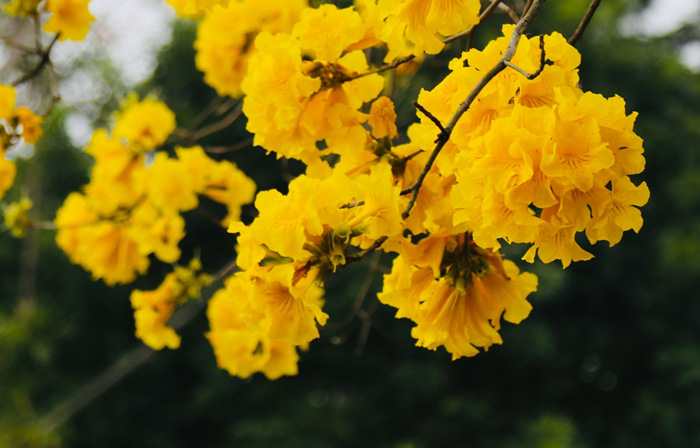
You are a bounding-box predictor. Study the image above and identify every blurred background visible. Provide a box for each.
[2,0,700,446]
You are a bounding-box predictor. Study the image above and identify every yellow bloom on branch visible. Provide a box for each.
[113,95,176,152]
[43,0,95,42]
[194,0,306,97]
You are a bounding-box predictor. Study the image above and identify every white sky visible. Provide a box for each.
[620,0,700,71]
[620,0,700,36]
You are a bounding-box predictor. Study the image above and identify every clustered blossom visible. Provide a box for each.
[54,96,255,285]
[13,0,648,379]
[194,0,307,98]
[130,258,212,350]
[0,84,44,201]
[409,26,649,267]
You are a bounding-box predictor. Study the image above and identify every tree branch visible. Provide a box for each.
[568,0,602,46]
[11,34,59,87]
[37,259,239,432]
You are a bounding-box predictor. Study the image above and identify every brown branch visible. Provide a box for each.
[413,101,446,136]
[344,54,417,82]
[37,259,239,432]
[354,300,380,356]
[521,0,534,18]
[0,36,39,54]
[498,2,520,23]
[188,101,243,141]
[43,60,61,116]
[188,96,228,132]
[504,34,547,79]
[322,251,380,332]
[568,0,602,46]
[11,34,59,87]
[204,137,254,154]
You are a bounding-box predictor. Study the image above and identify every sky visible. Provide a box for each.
[620,0,700,70]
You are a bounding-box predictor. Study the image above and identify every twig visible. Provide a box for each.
[354,300,380,356]
[0,36,38,54]
[412,101,446,136]
[503,35,547,79]
[204,137,254,154]
[498,3,520,23]
[568,0,601,46]
[188,96,228,133]
[344,54,417,82]
[188,101,243,141]
[323,251,380,331]
[37,259,239,432]
[196,206,224,228]
[43,60,61,116]
[11,34,59,87]
[521,0,534,18]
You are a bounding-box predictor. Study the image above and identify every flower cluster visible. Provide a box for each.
[241,4,385,164]
[194,0,307,98]
[411,26,649,267]
[380,233,537,359]
[30,0,647,378]
[131,258,212,350]
[5,0,95,41]
[206,280,301,380]
[54,96,255,285]
[0,84,44,200]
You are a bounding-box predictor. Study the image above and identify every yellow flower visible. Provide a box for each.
[0,85,16,121]
[203,159,257,226]
[166,0,230,19]
[382,234,537,360]
[113,95,176,152]
[83,129,145,216]
[194,0,306,97]
[4,0,42,17]
[15,107,44,144]
[348,163,403,241]
[43,0,95,42]
[292,4,365,62]
[144,152,199,213]
[522,218,593,268]
[131,275,182,350]
[381,0,480,61]
[54,192,187,285]
[242,29,383,164]
[3,198,32,237]
[0,151,16,200]
[367,96,398,139]
[131,261,211,350]
[586,177,650,247]
[207,286,299,379]
[227,264,328,346]
[540,118,615,193]
[413,256,536,359]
